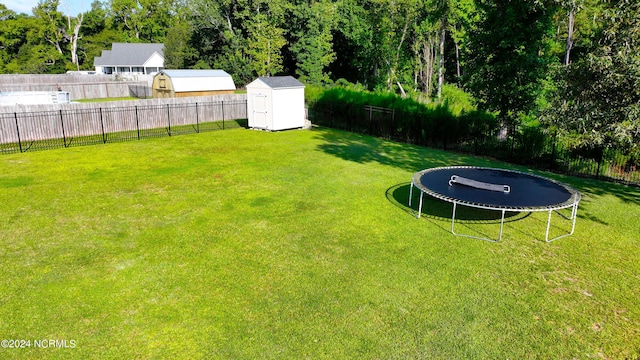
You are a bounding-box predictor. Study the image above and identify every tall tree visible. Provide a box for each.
[561,0,580,65]
[80,1,127,70]
[289,0,337,85]
[465,0,557,131]
[332,0,376,86]
[33,0,66,56]
[370,0,420,92]
[445,0,477,82]
[0,5,19,73]
[411,8,440,96]
[163,22,197,69]
[190,0,288,81]
[545,0,640,156]
[67,13,83,70]
[246,13,287,76]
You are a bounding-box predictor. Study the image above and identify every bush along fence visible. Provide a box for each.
[0,99,247,153]
[309,101,640,186]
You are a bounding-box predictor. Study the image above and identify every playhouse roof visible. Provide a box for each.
[248,76,305,89]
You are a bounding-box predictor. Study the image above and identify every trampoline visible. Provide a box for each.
[409,166,581,242]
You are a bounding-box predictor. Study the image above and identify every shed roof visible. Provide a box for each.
[94,43,164,66]
[249,76,305,89]
[156,69,236,92]
[160,70,230,78]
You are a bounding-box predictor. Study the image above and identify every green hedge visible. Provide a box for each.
[308,85,500,151]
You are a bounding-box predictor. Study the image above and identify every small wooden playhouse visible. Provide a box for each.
[152,69,236,98]
[246,76,305,131]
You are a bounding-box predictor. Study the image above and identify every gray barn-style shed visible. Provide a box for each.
[246,76,305,131]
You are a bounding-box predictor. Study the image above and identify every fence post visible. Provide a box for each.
[195,102,200,133]
[391,109,395,139]
[222,101,225,130]
[367,106,372,135]
[596,149,603,180]
[14,112,23,153]
[99,107,106,143]
[60,109,68,147]
[167,103,171,136]
[551,131,557,170]
[135,106,140,140]
[368,105,372,132]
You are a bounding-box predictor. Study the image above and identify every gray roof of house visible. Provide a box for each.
[94,43,164,66]
[257,76,304,89]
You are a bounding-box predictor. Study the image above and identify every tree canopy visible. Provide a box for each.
[544,0,640,158]
[1,0,637,156]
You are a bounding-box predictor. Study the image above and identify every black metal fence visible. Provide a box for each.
[0,100,247,153]
[310,103,640,186]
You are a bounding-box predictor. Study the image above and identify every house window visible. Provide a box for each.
[159,79,166,89]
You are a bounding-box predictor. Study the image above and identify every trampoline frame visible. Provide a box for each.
[408,166,581,242]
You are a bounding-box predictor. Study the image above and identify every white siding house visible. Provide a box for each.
[246,76,305,131]
[94,43,164,75]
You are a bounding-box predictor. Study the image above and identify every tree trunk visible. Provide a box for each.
[69,14,84,71]
[563,9,575,66]
[455,41,460,78]
[423,39,434,97]
[388,18,410,91]
[437,19,446,99]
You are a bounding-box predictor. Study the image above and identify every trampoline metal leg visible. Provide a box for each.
[499,209,506,241]
[408,182,424,219]
[451,202,457,234]
[450,203,503,242]
[546,202,580,243]
[409,182,413,208]
[409,182,419,218]
[545,210,553,242]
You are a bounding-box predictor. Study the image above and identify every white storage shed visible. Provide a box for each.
[246,76,305,131]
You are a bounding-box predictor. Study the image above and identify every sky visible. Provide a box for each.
[2,0,91,16]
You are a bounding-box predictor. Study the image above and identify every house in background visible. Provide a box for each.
[152,70,236,98]
[94,43,164,75]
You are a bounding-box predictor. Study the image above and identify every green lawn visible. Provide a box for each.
[1,127,638,359]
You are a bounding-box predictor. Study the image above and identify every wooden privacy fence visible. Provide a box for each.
[3,83,151,100]
[0,74,153,100]
[0,97,247,153]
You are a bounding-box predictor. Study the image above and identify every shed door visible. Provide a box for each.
[252,93,268,129]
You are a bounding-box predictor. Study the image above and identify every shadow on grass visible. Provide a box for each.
[312,127,640,228]
[551,175,640,227]
[387,183,587,242]
[313,127,478,172]
[387,182,528,222]
[387,182,532,241]
[573,176,640,204]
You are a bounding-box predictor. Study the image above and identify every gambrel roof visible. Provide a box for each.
[157,70,236,92]
[94,43,164,66]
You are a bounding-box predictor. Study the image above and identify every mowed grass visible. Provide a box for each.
[0,127,638,359]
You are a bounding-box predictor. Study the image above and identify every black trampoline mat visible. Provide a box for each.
[415,166,579,209]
